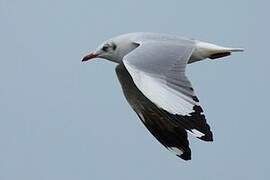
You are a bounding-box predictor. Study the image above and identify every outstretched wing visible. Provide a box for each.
[116,64,191,160]
[123,40,213,142]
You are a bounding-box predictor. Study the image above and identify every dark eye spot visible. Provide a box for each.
[102,45,109,52]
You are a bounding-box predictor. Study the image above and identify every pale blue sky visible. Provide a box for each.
[0,0,269,179]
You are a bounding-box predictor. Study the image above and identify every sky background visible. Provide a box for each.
[0,0,269,179]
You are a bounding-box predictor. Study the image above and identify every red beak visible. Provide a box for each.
[82,53,98,62]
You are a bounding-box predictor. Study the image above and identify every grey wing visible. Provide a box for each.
[123,40,213,141]
[115,64,191,160]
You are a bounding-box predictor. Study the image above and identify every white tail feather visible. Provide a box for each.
[190,41,244,62]
[226,48,244,52]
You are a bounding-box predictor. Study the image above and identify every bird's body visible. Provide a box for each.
[93,32,243,64]
[82,32,243,160]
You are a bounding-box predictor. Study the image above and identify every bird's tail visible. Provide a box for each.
[227,48,244,52]
[208,47,244,59]
[194,41,244,60]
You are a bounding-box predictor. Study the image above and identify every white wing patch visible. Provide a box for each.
[125,64,198,116]
[138,112,146,122]
[191,129,205,138]
[168,147,184,156]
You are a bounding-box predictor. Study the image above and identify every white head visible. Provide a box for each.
[82,34,139,63]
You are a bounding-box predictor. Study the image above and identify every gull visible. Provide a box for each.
[82,32,243,160]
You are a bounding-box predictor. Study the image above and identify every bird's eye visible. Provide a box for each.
[102,45,109,52]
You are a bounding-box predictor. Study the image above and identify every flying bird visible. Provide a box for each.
[82,32,243,160]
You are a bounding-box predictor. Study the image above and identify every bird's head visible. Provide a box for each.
[82,40,119,62]
[82,34,139,63]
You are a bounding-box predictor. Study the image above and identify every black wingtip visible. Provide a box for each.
[178,151,191,161]
[199,132,214,142]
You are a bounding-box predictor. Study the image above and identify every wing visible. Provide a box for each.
[123,40,213,141]
[116,64,191,160]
